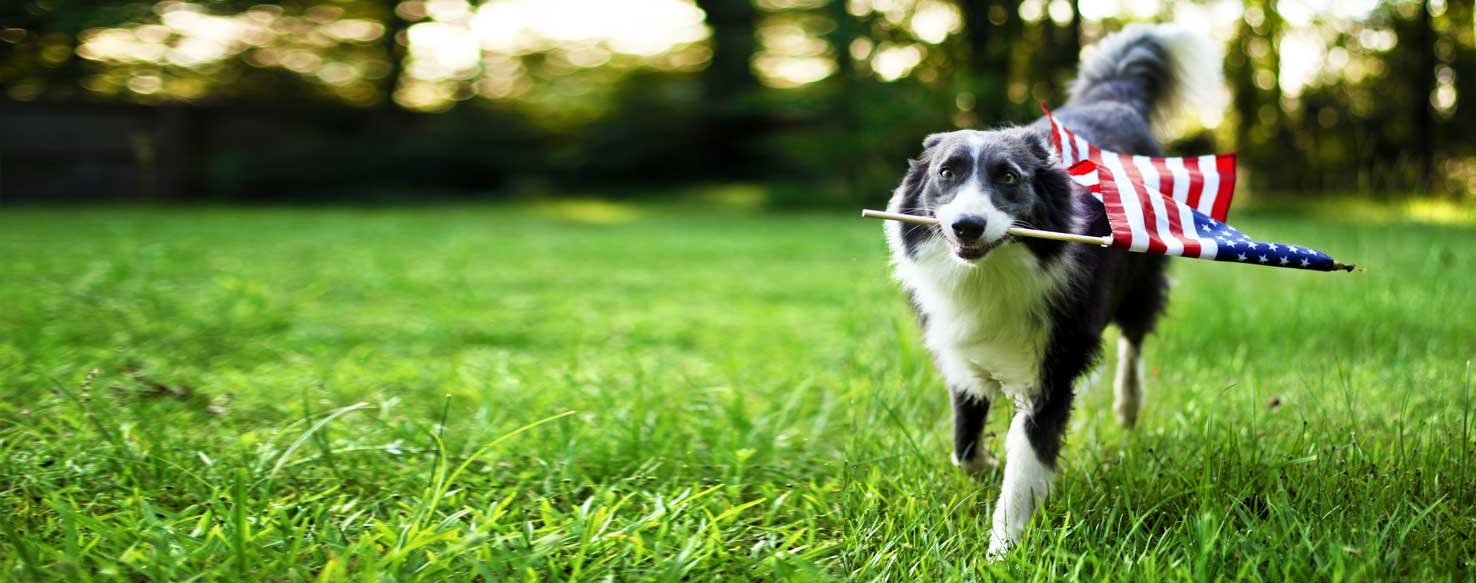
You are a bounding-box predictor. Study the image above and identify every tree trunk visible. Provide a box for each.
[1067,0,1081,59]
[695,0,760,106]
[1415,0,1437,192]
[381,1,408,110]
[959,0,1021,121]
[827,0,859,191]
[693,0,761,177]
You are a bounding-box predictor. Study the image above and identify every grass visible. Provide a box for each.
[1,200,1474,581]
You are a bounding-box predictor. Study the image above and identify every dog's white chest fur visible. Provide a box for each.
[893,240,1066,402]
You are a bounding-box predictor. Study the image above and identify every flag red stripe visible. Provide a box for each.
[1048,113,1063,158]
[1213,154,1236,222]
[1042,106,1237,257]
[1150,156,1201,257]
[1183,156,1204,211]
[1088,153,1136,250]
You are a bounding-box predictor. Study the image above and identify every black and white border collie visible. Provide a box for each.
[883,25,1224,556]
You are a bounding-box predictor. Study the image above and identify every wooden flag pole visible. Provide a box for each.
[860,209,1111,247]
[861,209,1358,272]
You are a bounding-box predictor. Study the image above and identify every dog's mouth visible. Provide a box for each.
[949,237,1007,261]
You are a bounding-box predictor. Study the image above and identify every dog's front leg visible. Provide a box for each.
[987,388,1072,558]
[935,349,1000,473]
[950,388,994,473]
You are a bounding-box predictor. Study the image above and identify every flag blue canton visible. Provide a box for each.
[1194,214,1336,271]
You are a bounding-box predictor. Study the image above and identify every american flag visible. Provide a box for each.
[1045,107,1347,272]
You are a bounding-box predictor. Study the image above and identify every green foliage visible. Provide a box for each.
[1,202,1474,581]
[7,1,1476,201]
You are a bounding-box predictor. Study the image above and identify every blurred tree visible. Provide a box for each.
[0,2,155,99]
[1015,0,1079,114]
[379,0,407,110]
[1414,0,1436,191]
[1359,0,1439,192]
[692,0,762,177]
[3,0,1473,201]
[1047,0,1081,93]
[959,0,1022,122]
[1228,0,1289,189]
[694,0,760,100]
[825,0,860,192]
[1443,0,1476,194]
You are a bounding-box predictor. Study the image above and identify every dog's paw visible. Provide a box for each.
[951,450,998,474]
[1115,405,1139,428]
[986,535,1013,561]
[1114,380,1143,427]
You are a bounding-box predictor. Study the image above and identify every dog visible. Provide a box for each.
[882,24,1224,556]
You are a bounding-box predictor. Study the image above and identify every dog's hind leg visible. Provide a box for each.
[1111,258,1167,428]
[1113,336,1144,427]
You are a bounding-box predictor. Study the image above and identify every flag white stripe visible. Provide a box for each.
[1134,154,1160,193]
[1099,154,1151,252]
[1133,155,1184,256]
[1166,156,1191,205]
[1164,156,1211,256]
[1069,170,1100,188]
[1177,194,1215,258]
[1196,154,1219,215]
[1048,111,1237,260]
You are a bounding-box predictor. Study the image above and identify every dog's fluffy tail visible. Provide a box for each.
[1067,24,1226,125]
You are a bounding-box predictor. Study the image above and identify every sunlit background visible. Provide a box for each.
[1,0,1472,203]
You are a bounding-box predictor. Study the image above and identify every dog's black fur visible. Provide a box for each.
[882,24,1217,553]
[892,118,1170,460]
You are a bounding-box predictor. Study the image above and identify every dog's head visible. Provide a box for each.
[897,127,1075,264]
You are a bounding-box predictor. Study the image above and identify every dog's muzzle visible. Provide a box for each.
[949,215,1004,260]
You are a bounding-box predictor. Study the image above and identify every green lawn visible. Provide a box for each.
[2,201,1474,581]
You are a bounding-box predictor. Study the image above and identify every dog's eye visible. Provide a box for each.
[939,167,954,179]
[1000,171,1019,184]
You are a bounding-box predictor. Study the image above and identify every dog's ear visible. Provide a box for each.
[901,157,928,194]
[1022,131,1056,166]
[1029,132,1075,223]
[898,150,932,213]
[922,133,948,150]
[893,156,933,257]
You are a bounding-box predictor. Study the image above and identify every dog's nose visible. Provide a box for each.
[951,216,986,241]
